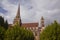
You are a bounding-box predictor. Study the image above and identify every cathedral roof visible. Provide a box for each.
[22,23,38,27]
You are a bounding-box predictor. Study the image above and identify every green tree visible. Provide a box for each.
[4,20,8,29]
[0,16,4,27]
[0,16,8,30]
[4,25,34,40]
[40,21,60,40]
[0,26,5,40]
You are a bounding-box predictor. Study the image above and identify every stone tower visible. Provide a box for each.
[40,16,45,32]
[41,16,44,27]
[13,2,22,26]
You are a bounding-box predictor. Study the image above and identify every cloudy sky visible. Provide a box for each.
[0,0,60,25]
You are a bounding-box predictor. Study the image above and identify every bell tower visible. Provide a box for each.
[41,16,44,27]
[40,16,45,32]
[13,2,22,26]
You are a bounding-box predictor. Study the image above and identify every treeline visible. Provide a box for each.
[40,21,60,40]
[0,16,34,40]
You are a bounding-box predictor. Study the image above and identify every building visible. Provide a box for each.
[9,2,45,40]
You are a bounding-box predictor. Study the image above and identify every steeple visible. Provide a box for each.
[13,1,22,26]
[16,2,20,18]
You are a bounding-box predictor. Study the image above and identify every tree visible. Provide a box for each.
[4,20,8,29]
[0,16,4,27]
[0,16,8,30]
[40,21,60,40]
[0,26,5,40]
[4,25,34,40]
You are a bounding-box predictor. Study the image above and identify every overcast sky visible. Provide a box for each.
[0,0,60,26]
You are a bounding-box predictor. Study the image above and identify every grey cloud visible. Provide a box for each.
[43,0,60,10]
[8,0,18,5]
[20,0,33,10]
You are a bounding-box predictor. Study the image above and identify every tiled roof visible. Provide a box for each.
[22,23,38,27]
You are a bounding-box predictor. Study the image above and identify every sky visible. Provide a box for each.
[0,0,60,26]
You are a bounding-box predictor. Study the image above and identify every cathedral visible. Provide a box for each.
[9,3,45,40]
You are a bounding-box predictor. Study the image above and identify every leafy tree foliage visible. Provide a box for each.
[0,26,5,40]
[4,25,34,40]
[40,21,60,40]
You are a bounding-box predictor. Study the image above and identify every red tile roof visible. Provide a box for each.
[22,23,38,27]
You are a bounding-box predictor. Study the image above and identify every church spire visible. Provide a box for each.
[16,1,20,18]
[13,1,22,26]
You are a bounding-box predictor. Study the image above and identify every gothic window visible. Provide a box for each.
[35,32,37,36]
